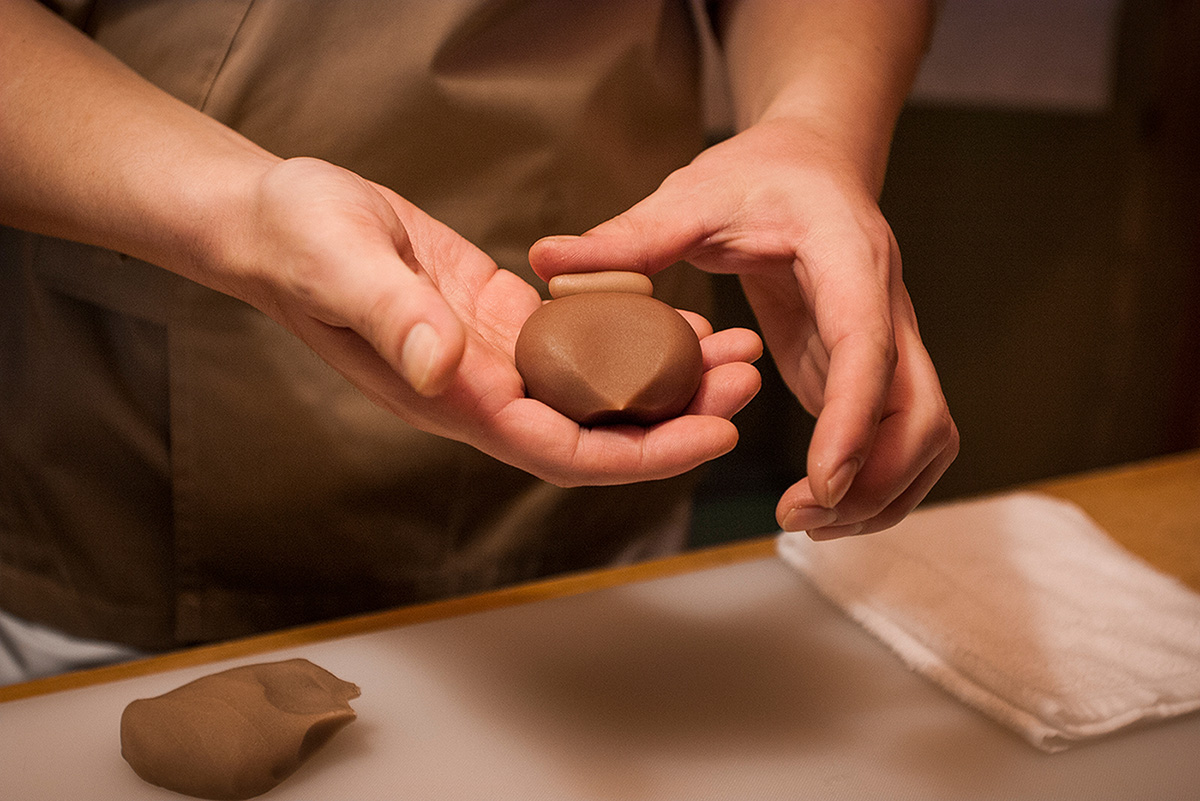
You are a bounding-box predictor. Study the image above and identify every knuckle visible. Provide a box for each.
[934,406,961,457]
[866,504,914,534]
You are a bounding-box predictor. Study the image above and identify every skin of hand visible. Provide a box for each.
[530,0,959,535]
[237,158,765,486]
[0,0,763,488]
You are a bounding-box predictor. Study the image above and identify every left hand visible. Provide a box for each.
[230,158,765,489]
[530,117,958,536]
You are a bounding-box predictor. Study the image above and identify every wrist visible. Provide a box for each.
[743,109,890,200]
[719,0,934,197]
[166,147,283,301]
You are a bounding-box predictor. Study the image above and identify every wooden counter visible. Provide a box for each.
[2,451,1198,800]
[1032,449,1200,591]
[3,449,1198,705]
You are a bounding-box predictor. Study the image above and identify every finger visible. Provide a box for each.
[804,325,894,506]
[685,361,762,419]
[792,401,953,536]
[284,311,471,431]
[279,187,471,398]
[819,297,955,521]
[679,312,765,368]
[528,179,710,280]
[677,308,714,339]
[808,428,959,540]
[699,326,764,369]
[802,235,899,508]
[492,399,740,487]
[777,328,957,535]
[346,263,468,398]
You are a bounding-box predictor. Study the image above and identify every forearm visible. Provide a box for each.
[715,0,934,195]
[0,0,279,287]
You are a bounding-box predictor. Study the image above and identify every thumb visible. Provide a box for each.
[529,187,708,281]
[275,265,467,401]
[375,273,468,398]
[310,247,467,399]
[338,197,469,399]
[384,276,468,398]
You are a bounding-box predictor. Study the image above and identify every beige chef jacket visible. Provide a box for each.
[0,0,714,650]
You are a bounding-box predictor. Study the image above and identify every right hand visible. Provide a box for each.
[218,158,764,486]
[530,118,957,532]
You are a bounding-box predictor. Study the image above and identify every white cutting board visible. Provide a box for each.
[3,555,1199,800]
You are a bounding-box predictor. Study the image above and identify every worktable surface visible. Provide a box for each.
[3,451,1199,799]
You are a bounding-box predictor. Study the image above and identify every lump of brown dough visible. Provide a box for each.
[120,658,360,801]
[515,274,703,426]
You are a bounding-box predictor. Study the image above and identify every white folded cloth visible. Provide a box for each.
[776,492,1200,752]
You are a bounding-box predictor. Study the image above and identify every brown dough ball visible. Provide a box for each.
[120,659,360,801]
[515,291,703,426]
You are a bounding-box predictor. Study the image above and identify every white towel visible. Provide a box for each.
[776,492,1200,752]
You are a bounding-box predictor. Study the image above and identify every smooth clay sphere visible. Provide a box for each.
[515,271,703,426]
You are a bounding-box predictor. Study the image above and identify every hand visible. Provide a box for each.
[220,157,763,486]
[0,0,763,487]
[529,118,958,533]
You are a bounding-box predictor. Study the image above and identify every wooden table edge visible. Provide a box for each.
[4,448,1197,704]
[0,535,778,703]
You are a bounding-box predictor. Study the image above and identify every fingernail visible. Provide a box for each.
[781,506,838,533]
[826,458,860,508]
[532,234,578,252]
[808,522,865,541]
[400,322,442,396]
